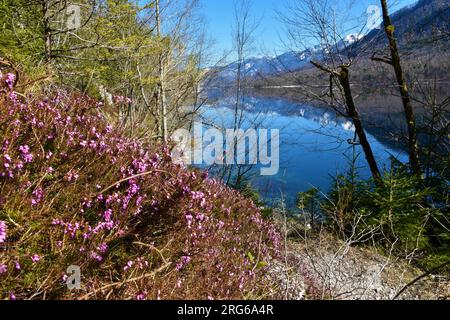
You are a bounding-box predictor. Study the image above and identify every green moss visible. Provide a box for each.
[386,25,395,34]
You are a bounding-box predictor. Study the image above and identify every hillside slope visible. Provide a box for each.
[0,71,281,300]
[359,0,449,50]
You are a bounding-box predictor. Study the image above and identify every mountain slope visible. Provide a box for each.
[357,0,449,50]
[392,0,449,40]
[210,48,320,83]
[210,0,449,84]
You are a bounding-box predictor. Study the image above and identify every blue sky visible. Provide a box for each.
[199,0,418,62]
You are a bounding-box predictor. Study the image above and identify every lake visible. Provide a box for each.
[199,94,408,208]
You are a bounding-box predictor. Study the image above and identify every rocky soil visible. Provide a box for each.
[268,218,449,300]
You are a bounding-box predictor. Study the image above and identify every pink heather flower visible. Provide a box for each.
[103,209,113,222]
[46,167,55,174]
[19,145,29,154]
[136,257,149,269]
[15,261,21,270]
[9,292,16,300]
[239,278,245,290]
[191,191,205,201]
[15,161,23,170]
[113,95,132,104]
[136,196,144,207]
[97,243,108,254]
[136,291,147,300]
[3,154,11,162]
[185,214,193,229]
[66,171,79,182]
[0,221,7,243]
[2,140,9,152]
[31,254,41,263]
[5,73,15,89]
[8,91,17,101]
[99,141,106,150]
[0,264,7,274]
[90,252,103,262]
[176,256,191,271]
[24,154,33,163]
[31,188,44,206]
[124,260,133,271]
[18,145,33,163]
[82,198,92,208]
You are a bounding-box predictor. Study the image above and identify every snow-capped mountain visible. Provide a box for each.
[337,33,364,49]
[211,46,323,82]
[210,34,363,82]
[209,0,449,84]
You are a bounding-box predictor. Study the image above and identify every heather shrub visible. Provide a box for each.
[0,72,281,300]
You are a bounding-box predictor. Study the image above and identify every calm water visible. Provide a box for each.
[199,95,408,208]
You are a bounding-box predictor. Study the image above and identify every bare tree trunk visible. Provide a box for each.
[338,67,383,186]
[311,61,383,186]
[224,0,259,188]
[156,0,168,142]
[42,0,52,63]
[379,0,421,177]
[282,0,384,187]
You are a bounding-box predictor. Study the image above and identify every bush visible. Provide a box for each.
[0,72,281,300]
[324,162,449,273]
